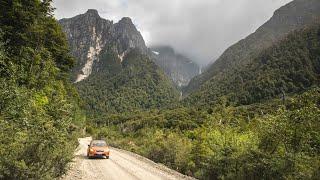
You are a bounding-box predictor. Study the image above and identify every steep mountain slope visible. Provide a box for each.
[76,49,179,114]
[150,46,200,87]
[184,24,320,107]
[59,10,179,115]
[185,0,320,95]
[59,9,148,83]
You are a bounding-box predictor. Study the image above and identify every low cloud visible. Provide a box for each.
[53,0,292,65]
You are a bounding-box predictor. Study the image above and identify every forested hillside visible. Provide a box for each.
[184,25,320,107]
[85,4,320,179]
[2,0,319,180]
[185,0,320,95]
[76,49,180,116]
[60,11,180,116]
[85,26,320,177]
[89,87,320,179]
[0,0,85,179]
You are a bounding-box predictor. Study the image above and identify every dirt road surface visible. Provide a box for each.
[62,137,194,180]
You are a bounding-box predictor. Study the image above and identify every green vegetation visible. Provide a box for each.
[89,88,320,179]
[0,0,85,179]
[76,49,180,116]
[1,1,320,180]
[85,24,320,179]
[185,0,320,95]
[184,25,320,107]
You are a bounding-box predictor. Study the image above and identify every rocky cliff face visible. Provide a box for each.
[59,10,180,114]
[150,46,200,87]
[59,9,147,83]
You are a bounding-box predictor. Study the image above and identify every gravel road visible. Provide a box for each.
[62,137,194,180]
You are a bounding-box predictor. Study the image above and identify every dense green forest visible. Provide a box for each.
[185,0,320,95]
[89,88,320,179]
[86,25,320,179]
[1,1,320,180]
[76,49,180,116]
[0,0,85,179]
[72,1,319,179]
[184,25,320,107]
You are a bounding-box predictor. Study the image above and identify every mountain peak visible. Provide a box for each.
[85,9,100,17]
[118,17,133,24]
[59,10,148,82]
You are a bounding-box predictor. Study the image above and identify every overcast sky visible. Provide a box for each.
[53,0,293,65]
